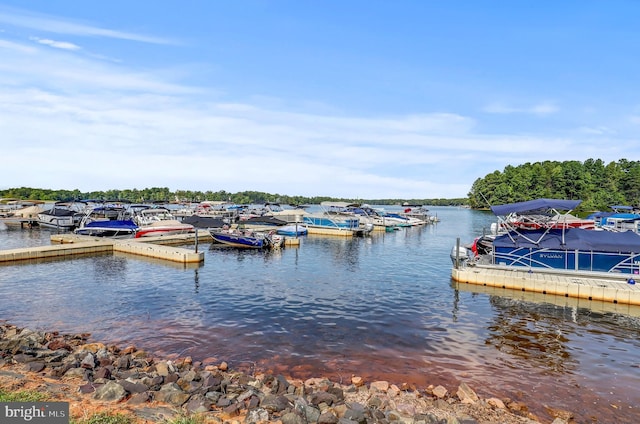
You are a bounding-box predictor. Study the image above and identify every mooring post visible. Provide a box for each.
[455,237,460,269]
[194,229,199,253]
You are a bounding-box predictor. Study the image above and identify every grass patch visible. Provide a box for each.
[0,388,48,402]
[71,413,133,424]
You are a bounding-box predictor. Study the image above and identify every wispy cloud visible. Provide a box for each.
[30,36,80,50]
[482,101,559,116]
[0,6,176,45]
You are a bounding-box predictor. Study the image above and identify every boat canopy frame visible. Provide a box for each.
[491,199,582,245]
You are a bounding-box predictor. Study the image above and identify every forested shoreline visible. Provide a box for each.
[0,187,466,207]
[3,158,637,213]
[468,159,640,213]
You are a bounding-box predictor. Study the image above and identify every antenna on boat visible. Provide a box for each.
[479,191,492,209]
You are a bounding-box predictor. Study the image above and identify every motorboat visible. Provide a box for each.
[36,201,87,230]
[74,205,138,238]
[130,205,194,238]
[209,227,283,249]
[276,224,308,236]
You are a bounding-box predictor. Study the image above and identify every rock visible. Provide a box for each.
[457,382,479,404]
[80,353,95,369]
[261,394,291,412]
[433,385,448,399]
[184,393,213,413]
[128,392,151,405]
[487,397,506,409]
[93,381,127,402]
[119,379,149,394]
[154,383,191,406]
[245,408,270,423]
[281,411,304,424]
[545,406,574,422]
[25,361,46,372]
[79,343,106,354]
[351,376,364,386]
[318,411,339,424]
[370,380,389,392]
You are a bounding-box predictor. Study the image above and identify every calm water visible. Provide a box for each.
[1,206,639,423]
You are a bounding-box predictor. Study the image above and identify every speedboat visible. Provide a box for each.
[74,205,138,238]
[36,201,87,230]
[209,228,282,249]
[130,205,194,238]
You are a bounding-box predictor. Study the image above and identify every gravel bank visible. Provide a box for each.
[0,324,573,424]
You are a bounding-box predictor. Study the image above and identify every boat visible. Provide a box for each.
[130,205,194,238]
[174,201,241,223]
[454,198,640,274]
[36,201,87,230]
[262,203,311,223]
[74,204,138,238]
[0,199,46,219]
[302,202,371,236]
[276,224,308,236]
[451,198,640,307]
[342,205,399,232]
[209,227,283,249]
[181,214,227,229]
[399,205,439,224]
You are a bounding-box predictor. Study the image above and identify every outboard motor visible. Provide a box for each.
[450,244,471,267]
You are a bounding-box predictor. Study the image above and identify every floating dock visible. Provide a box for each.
[0,232,210,265]
[451,264,640,306]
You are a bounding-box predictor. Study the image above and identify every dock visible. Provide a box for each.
[0,229,303,265]
[0,231,212,265]
[451,264,640,306]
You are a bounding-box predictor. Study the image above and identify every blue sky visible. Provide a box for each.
[1,1,638,199]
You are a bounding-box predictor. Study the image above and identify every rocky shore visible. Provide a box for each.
[0,324,573,424]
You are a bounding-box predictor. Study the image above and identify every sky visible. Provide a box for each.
[0,1,639,199]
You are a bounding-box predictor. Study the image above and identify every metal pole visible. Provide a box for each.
[195,229,199,253]
[455,237,460,269]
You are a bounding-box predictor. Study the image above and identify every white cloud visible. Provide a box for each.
[482,101,559,116]
[30,37,80,50]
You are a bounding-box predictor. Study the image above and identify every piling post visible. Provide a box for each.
[455,237,460,269]
[195,229,199,253]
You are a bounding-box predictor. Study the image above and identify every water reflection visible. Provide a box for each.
[485,300,578,375]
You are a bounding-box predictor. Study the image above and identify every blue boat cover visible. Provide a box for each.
[493,228,640,253]
[490,199,581,216]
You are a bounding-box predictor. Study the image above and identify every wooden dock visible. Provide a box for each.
[452,264,640,306]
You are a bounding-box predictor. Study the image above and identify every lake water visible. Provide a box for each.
[1,206,639,423]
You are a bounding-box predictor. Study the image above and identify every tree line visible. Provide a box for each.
[468,159,640,213]
[0,187,466,207]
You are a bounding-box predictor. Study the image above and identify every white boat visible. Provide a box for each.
[74,204,138,238]
[36,201,87,230]
[302,202,371,236]
[0,199,45,219]
[262,203,311,224]
[130,205,194,238]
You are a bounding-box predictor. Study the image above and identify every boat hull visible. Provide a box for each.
[210,231,265,249]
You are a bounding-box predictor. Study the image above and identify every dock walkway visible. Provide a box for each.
[0,232,211,265]
[452,263,640,306]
